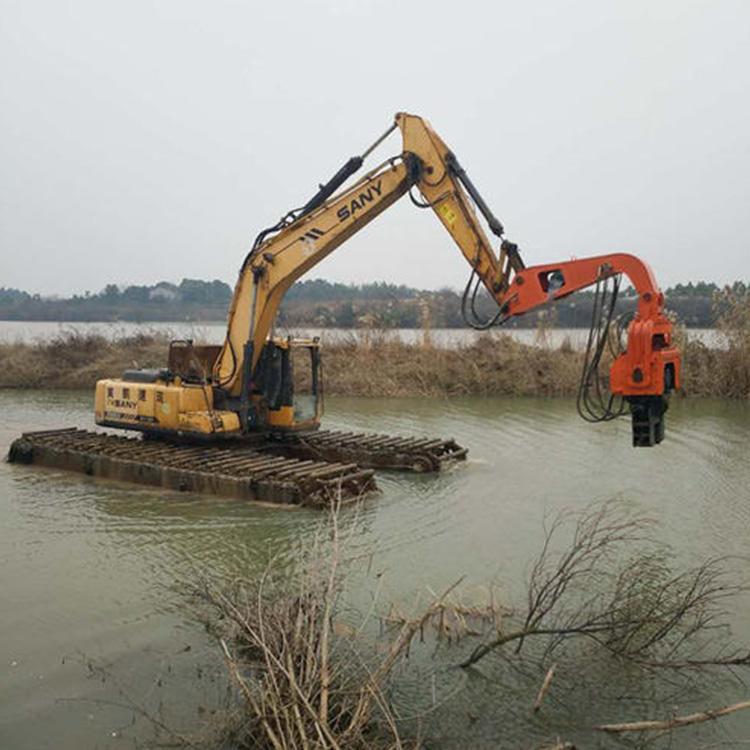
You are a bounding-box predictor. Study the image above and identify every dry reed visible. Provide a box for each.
[192,501,455,749]
[2,292,750,398]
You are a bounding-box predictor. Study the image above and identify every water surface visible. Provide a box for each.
[1,390,748,748]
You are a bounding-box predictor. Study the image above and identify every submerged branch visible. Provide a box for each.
[594,699,750,733]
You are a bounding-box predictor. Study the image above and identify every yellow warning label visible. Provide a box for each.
[439,203,457,228]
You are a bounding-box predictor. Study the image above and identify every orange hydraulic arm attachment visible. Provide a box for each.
[494,253,681,446]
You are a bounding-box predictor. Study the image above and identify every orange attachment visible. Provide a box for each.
[497,252,681,446]
[499,252,681,397]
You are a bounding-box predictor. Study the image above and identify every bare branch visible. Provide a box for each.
[595,699,750,733]
[459,501,745,673]
[533,663,557,713]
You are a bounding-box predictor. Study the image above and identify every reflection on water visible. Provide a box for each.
[1,390,749,748]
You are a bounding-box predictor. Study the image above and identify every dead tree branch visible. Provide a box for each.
[533,663,557,713]
[460,501,744,670]
[195,497,439,749]
[594,698,750,733]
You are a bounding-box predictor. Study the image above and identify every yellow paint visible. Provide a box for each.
[267,405,295,428]
[95,379,221,433]
[178,410,239,433]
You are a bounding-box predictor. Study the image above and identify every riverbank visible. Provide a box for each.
[1,330,748,398]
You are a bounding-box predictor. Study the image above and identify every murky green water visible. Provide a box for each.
[1,390,749,748]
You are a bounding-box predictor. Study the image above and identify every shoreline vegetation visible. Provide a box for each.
[2,283,748,398]
[2,283,748,397]
[2,278,744,328]
[0,322,748,398]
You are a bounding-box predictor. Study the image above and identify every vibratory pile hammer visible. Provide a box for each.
[9,113,681,505]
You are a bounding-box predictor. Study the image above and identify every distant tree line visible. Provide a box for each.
[0,278,745,328]
[0,279,233,323]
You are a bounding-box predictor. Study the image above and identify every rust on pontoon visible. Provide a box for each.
[7,428,377,506]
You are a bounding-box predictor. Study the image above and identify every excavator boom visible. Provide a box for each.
[216,112,523,398]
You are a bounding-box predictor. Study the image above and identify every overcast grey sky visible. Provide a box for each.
[1,0,748,295]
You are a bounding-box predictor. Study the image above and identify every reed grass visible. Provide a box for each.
[1,292,749,398]
[194,501,431,749]
[0,330,166,389]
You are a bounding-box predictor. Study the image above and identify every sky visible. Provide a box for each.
[1,0,748,296]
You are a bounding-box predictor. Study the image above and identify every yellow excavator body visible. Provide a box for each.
[94,377,240,434]
[95,337,321,436]
[93,112,523,440]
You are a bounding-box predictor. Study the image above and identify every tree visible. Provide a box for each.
[460,500,745,670]
[334,301,356,327]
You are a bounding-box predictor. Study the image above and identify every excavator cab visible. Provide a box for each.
[252,337,323,432]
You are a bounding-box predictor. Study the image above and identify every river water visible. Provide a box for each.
[0,320,724,350]
[1,391,749,748]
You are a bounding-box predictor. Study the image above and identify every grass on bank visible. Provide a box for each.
[0,330,584,396]
[0,291,749,397]
[0,330,166,389]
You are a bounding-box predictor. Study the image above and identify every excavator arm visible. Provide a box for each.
[215,112,524,395]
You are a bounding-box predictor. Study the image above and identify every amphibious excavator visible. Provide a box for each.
[9,113,681,505]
